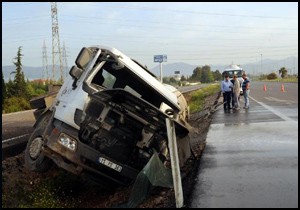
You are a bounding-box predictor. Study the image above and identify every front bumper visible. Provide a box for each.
[43,124,139,186]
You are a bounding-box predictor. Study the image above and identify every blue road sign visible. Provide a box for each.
[154,55,167,62]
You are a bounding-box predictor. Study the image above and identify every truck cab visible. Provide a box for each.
[25,46,192,186]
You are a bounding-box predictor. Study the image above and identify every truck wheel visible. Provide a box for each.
[25,113,53,173]
[25,130,53,172]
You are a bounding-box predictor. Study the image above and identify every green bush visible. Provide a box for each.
[267,73,278,80]
[2,97,31,113]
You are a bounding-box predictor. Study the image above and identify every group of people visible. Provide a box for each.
[221,73,250,111]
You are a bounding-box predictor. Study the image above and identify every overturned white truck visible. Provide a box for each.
[25,46,193,187]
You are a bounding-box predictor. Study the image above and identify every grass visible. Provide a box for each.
[260,78,298,83]
[188,83,221,113]
[259,76,298,83]
[2,169,83,208]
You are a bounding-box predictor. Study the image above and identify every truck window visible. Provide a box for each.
[90,60,168,109]
[91,68,116,89]
[102,70,116,89]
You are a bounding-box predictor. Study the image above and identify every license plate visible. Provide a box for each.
[98,157,122,172]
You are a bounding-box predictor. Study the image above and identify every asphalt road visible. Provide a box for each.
[188,81,298,208]
[178,84,204,93]
[2,109,36,159]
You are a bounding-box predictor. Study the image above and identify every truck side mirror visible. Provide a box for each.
[69,65,83,89]
[76,47,92,70]
[69,65,83,80]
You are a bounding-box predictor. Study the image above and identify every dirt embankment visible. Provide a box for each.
[2,92,221,208]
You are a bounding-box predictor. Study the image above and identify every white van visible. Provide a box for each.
[222,64,244,95]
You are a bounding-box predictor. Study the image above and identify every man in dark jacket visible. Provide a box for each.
[241,73,250,109]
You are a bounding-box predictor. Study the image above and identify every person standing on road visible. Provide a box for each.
[242,73,250,109]
[221,74,233,110]
[232,74,241,110]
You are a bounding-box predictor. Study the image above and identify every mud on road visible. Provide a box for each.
[2,92,221,208]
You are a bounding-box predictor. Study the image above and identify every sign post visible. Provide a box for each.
[154,55,167,83]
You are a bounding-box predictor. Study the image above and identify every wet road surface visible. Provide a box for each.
[189,82,298,208]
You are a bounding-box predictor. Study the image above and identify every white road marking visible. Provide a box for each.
[249,96,294,122]
[264,96,295,104]
[2,133,31,143]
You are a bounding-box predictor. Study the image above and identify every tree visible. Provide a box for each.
[267,73,278,80]
[180,75,187,81]
[278,67,288,79]
[169,77,177,83]
[5,79,15,98]
[212,69,222,81]
[2,71,6,108]
[190,66,202,82]
[200,65,214,83]
[259,74,268,80]
[12,46,29,98]
[163,77,170,84]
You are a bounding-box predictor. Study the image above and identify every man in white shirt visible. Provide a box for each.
[231,74,241,110]
[221,74,233,110]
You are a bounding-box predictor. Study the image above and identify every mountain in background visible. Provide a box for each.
[150,56,298,77]
[150,62,198,78]
[2,56,298,81]
[2,65,68,81]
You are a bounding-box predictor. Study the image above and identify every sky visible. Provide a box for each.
[2,2,298,70]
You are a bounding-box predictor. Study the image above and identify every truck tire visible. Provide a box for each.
[24,112,53,172]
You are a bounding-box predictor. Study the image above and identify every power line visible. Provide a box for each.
[3,2,38,6]
[4,14,297,32]
[3,15,48,22]
[67,2,297,19]
[3,35,50,41]
[3,2,297,20]
[61,14,298,31]
[58,17,298,36]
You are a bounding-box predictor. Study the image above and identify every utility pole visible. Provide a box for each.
[261,54,262,75]
[255,56,258,81]
[160,62,163,83]
[293,56,295,76]
[42,40,49,82]
[51,2,63,83]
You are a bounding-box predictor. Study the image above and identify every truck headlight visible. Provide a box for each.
[58,133,77,151]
